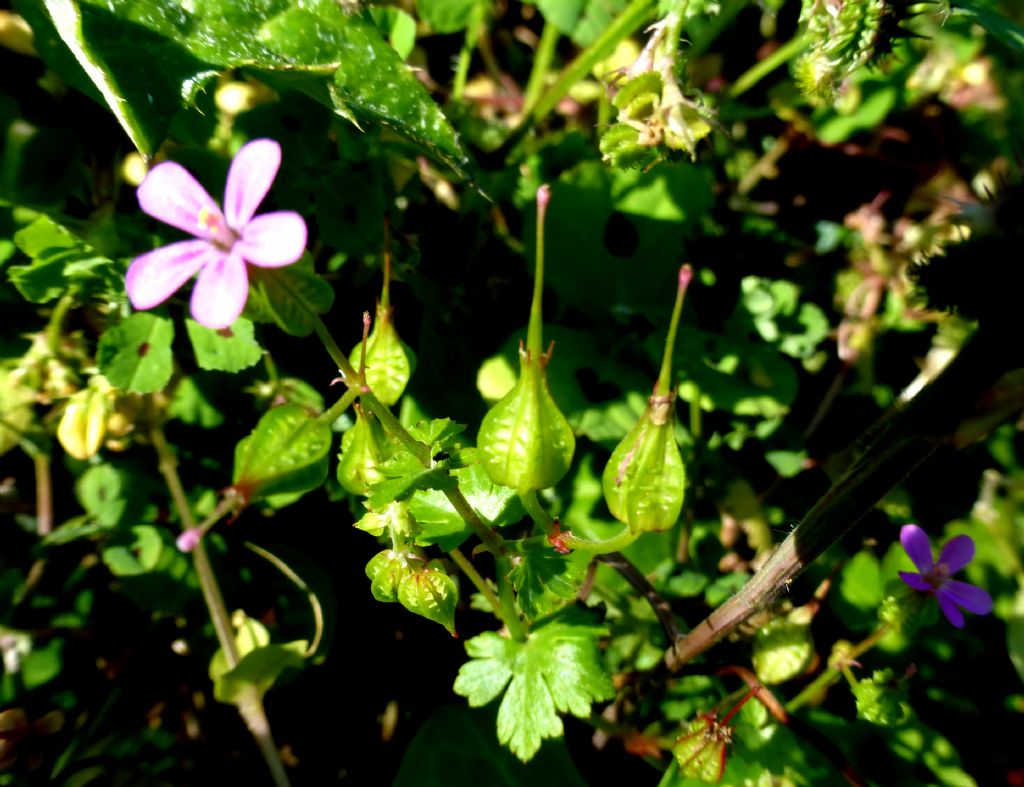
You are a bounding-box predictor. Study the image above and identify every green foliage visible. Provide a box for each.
[232,405,332,502]
[96,312,175,393]
[185,317,263,372]
[454,607,614,761]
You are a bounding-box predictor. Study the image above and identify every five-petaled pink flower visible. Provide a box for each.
[898,524,993,628]
[127,138,307,329]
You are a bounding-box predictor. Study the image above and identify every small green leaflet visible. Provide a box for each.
[208,614,306,705]
[453,607,614,761]
[96,313,174,394]
[366,450,456,510]
[185,317,263,372]
[507,540,589,622]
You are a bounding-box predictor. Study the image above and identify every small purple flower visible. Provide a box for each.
[176,528,203,553]
[127,139,307,329]
[898,524,993,628]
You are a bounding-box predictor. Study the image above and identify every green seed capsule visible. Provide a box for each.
[350,304,411,406]
[477,345,575,493]
[602,390,685,534]
[336,406,387,496]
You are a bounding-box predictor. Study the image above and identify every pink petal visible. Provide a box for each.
[940,579,993,616]
[234,211,307,267]
[176,528,203,553]
[898,571,932,592]
[937,534,975,574]
[126,240,217,310]
[138,161,223,241]
[937,594,965,628]
[224,138,281,230]
[900,524,934,574]
[189,251,249,329]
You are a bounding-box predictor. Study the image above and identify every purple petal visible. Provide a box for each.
[235,211,307,267]
[898,571,932,592]
[223,138,281,230]
[940,579,993,616]
[900,524,934,574]
[189,251,249,329]
[126,240,217,309]
[937,534,975,574]
[138,162,223,241]
[937,593,965,628]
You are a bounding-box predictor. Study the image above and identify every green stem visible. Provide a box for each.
[661,1,689,64]
[658,265,693,394]
[527,185,550,357]
[520,21,561,119]
[46,294,75,356]
[561,526,639,555]
[319,387,359,425]
[449,548,503,619]
[452,3,486,102]
[787,624,892,712]
[443,486,509,556]
[497,557,528,642]
[514,0,656,139]
[147,402,290,787]
[519,489,554,536]
[726,35,806,100]
[309,312,358,382]
[244,541,324,658]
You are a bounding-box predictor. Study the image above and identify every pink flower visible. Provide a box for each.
[898,524,993,628]
[126,139,307,329]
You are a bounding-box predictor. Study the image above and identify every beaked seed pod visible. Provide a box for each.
[349,304,411,406]
[602,390,685,534]
[336,406,387,496]
[477,344,575,493]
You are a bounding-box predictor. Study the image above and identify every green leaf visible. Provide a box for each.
[232,405,332,501]
[9,215,119,303]
[507,541,588,622]
[394,705,588,787]
[75,464,126,526]
[407,418,466,452]
[101,524,163,576]
[418,0,481,33]
[950,1,1024,51]
[246,258,335,338]
[398,559,458,635]
[1008,585,1024,685]
[408,449,525,551]
[366,449,456,510]
[212,642,306,705]
[368,7,417,60]
[453,607,614,761]
[36,0,468,167]
[532,0,587,35]
[185,317,263,372]
[168,376,225,428]
[96,313,175,394]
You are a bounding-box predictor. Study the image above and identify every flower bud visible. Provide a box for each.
[57,386,110,460]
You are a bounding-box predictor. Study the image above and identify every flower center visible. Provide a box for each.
[198,207,238,250]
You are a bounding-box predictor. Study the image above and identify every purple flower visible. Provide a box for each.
[898,524,993,628]
[126,139,307,329]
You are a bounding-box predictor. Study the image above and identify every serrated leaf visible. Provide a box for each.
[407,418,466,452]
[507,541,588,621]
[185,317,263,372]
[38,0,467,169]
[408,449,525,551]
[454,607,614,761]
[245,258,335,338]
[398,560,458,635]
[367,449,456,510]
[96,313,174,394]
[9,215,119,303]
[232,405,332,502]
